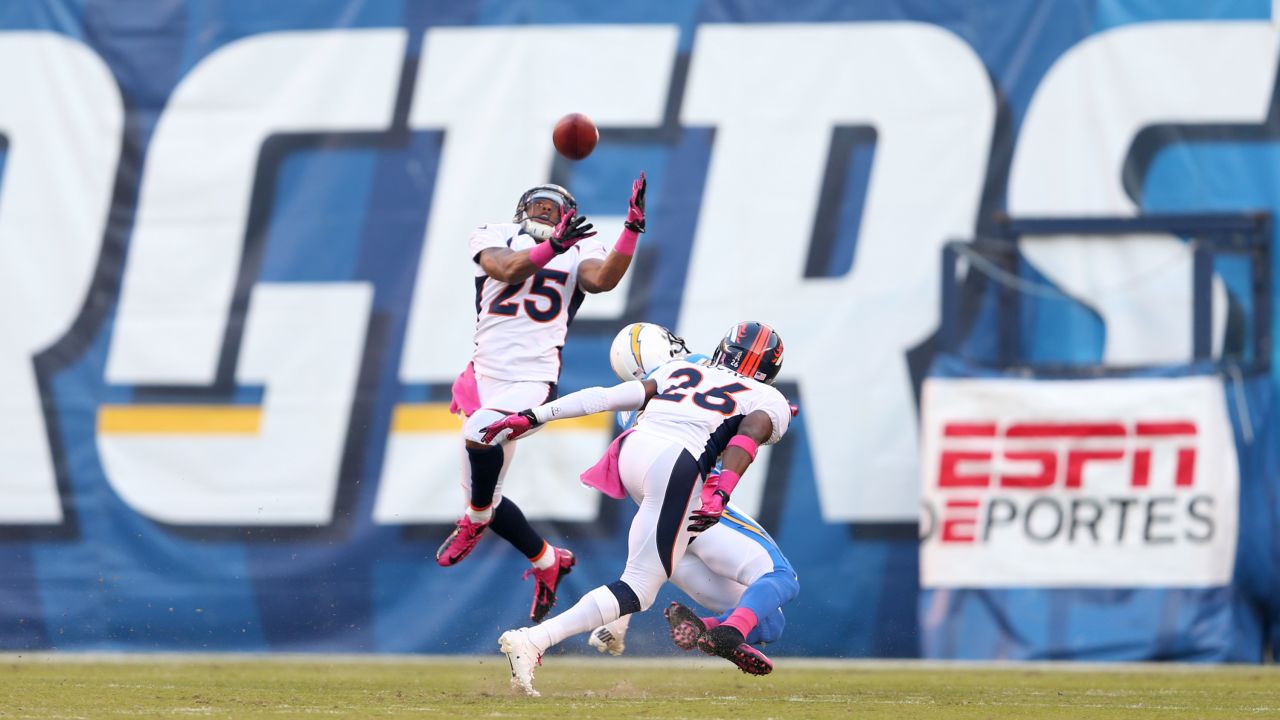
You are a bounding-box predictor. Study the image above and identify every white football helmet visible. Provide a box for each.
[513,184,576,240]
[609,322,691,381]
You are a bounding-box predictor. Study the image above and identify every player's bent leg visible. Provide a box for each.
[736,569,799,629]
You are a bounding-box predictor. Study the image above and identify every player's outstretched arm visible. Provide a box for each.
[480,379,658,444]
[478,209,597,285]
[687,410,774,532]
[579,172,645,293]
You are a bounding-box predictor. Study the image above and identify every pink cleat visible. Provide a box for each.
[663,602,706,651]
[435,516,489,567]
[697,625,774,676]
[525,547,575,623]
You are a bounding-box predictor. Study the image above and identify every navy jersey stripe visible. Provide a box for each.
[656,449,700,577]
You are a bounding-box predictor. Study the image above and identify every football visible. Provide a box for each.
[553,112,599,160]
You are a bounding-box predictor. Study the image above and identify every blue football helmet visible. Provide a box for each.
[710,321,784,384]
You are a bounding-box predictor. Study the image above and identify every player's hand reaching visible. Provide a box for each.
[687,475,728,533]
[549,208,596,254]
[479,410,540,444]
[624,172,646,233]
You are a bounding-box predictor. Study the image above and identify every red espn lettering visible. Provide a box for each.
[938,420,1197,491]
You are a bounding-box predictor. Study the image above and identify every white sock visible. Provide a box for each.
[530,543,556,570]
[465,505,493,524]
[528,586,621,652]
[604,613,631,637]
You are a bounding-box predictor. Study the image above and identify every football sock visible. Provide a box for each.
[464,503,492,524]
[465,444,504,513]
[701,615,722,630]
[489,499,546,559]
[527,585,620,653]
[722,607,759,639]
[529,542,556,571]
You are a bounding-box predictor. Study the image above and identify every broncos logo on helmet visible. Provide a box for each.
[711,321,784,385]
[513,184,577,240]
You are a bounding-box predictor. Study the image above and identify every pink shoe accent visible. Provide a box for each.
[435,516,489,567]
[725,642,773,676]
[524,547,575,623]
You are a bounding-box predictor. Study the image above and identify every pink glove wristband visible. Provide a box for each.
[715,469,741,496]
[528,241,555,267]
[613,227,639,256]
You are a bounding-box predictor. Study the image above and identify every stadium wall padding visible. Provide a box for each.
[0,1,1277,660]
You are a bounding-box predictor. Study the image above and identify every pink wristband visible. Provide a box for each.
[727,434,759,460]
[613,227,639,256]
[716,469,741,496]
[528,241,555,267]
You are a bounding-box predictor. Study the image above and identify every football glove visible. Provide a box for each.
[624,172,646,233]
[549,208,596,254]
[479,409,540,444]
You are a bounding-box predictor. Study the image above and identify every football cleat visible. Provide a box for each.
[498,628,542,697]
[662,601,706,651]
[525,547,575,623]
[589,625,626,656]
[435,516,489,567]
[696,625,774,676]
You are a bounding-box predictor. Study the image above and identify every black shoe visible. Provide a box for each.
[697,625,774,676]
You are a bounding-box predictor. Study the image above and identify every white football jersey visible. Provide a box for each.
[636,359,791,466]
[469,223,607,382]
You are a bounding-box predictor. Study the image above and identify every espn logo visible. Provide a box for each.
[938,421,1196,490]
[929,420,1212,546]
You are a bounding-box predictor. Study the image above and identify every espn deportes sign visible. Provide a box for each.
[920,376,1239,588]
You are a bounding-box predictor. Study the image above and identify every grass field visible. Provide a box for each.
[0,654,1276,719]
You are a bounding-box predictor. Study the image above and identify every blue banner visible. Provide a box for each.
[0,1,1276,660]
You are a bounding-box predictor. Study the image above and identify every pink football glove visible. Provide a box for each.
[479,410,539,444]
[687,474,728,534]
[624,172,646,233]
[548,208,596,254]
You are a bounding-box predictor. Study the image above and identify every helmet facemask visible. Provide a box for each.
[514,185,577,241]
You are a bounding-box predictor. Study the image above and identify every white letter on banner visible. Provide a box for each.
[678,24,994,523]
[0,33,122,523]
[375,26,677,523]
[98,30,403,524]
[99,284,372,524]
[1010,22,1279,364]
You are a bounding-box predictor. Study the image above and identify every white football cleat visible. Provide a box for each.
[588,625,625,656]
[499,628,542,697]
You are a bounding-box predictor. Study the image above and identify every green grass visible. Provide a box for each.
[0,655,1276,719]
